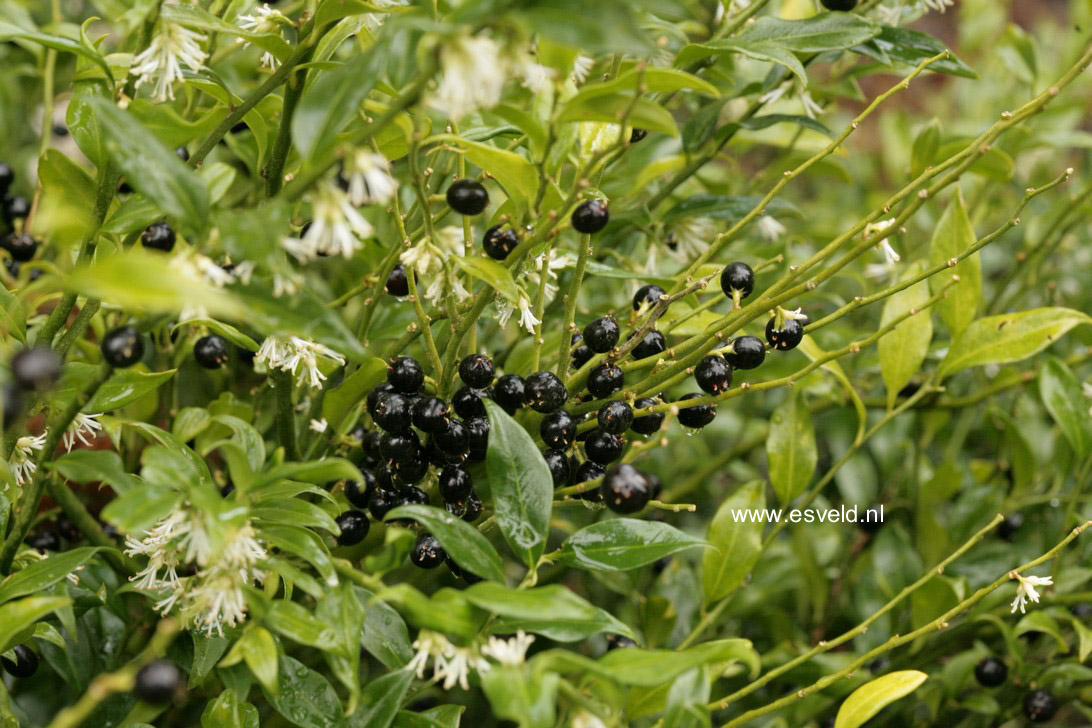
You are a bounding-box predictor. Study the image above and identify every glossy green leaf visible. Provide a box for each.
[703,481,765,605]
[767,390,817,506]
[375,584,484,640]
[264,600,341,650]
[30,150,97,243]
[293,43,384,162]
[175,318,260,351]
[558,94,679,137]
[861,26,976,79]
[356,587,413,669]
[259,525,339,587]
[0,548,103,603]
[464,582,636,642]
[736,14,880,52]
[597,639,759,687]
[558,518,706,572]
[514,0,651,55]
[480,666,558,728]
[262,655,342,728]
[0,21,113,82]
[346,669,413,728]
[51,449,139,493]
[663,667,711,728]
[939,308,1091,379]
[235,627,279,697]
[201,690,260,728]
[0,597,72,653]
[384,504,505,582]
[451,257,522,304]
[101,484,182,533]
[835,670,928,728]
[86,369,176,412]
[1039,357,1092,460]
[879,262,933,409]
[928,192,981,335]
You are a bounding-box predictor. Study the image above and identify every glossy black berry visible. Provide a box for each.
[2,384,25,425]
[587,363,624,399]
[572,341,594,369]
[601,463,653,514]
[387,356,423,393]
[367,486,399,521]
[29,530,61,552]
[446,179,489,215]
[193,335,229,369]
[391,453,430,486]
[493,374,525,414]
[135,660,181,704]
[459,354,495,389]
[360,430,384,463]
[345,472,377,509]
[1,645,38,678]
[677,393,716,429]
[633,284,666,310]
[525,371,567,413]
[386,264,409,296]
[141,222,176,252]
[0,163,12,195]
[571,199,609,234]
[540,411,576,449]
[465,417,490,461]
[695,355,733,394]
[543,449,571,487]
[630,397,665,435]
[452,387,488,419]
[11,347,61,392]
[1023,689,1057,723]
[726,336,765,370]
[583,317,620,354]
[629,128,648,143]
[3,232,37,262]
[438,464,473,502]
[585,431,624,465]
[411,533,445,569]
[445,490,482,522]
[606,635,638,651]
[572,461,605,500]
[974,657,1007,687]
[820,0,857,9]
[632,330,667,361]
[720,262,755,300]
[765,317,806,351]
[335,510,370,546]
[597,401,633,435]
[373,392,413,433]
[998,513,1023,542]
[101,326,145,368]
[412,396,450,434]
[5,196,29,221]
[367,385,396,420]
[483,224,519,260]
[380,430,421,465]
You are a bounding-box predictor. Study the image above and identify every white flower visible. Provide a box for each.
[284,184,374,261]
[408,631,448,679]
[309,418,328,433]
[131,13,208,103]
[429,34,506,119]
[480,631,534,667]
[407,631,491,690]
[343,150,397,206]
[362,0,405,31]
[8,432,47,487]
[237,3,286,69]
[782,307,809,322]
[667,217,718,260]
[517,298,540,333]
[878,239,901,266]
[64,413,104,452]
[506,50,552,94]
[1010,572,1053,614]
[801,91,824,119]
[571,710,609,728]
[757,215,786,241]
[759,84,789,106]
[571,55,595,84]
[194,255,236,288]
[921,0,955,12]
[255,335,346,389]
[863,218,897,239]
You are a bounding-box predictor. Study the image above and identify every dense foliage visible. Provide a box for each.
[0,0,1091,726]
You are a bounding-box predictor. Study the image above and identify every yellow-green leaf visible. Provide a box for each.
[939,308,1092,379]
[879,262,933,409]
[928,192,981,335]
[834,670,928,728]
[446,139,538,216]
[703,481,765,604]
[766,390,816,506]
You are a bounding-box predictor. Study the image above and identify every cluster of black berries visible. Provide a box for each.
[0,162,39,277]
[3,345,62,427]
[972,656,1059,722]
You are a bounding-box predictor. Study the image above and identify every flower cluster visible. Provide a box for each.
[131,14,208,103]
[254,335,347,388]
[407,630,535,690]
[1009,571,1053,614]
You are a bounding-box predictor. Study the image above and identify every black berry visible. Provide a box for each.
[726,336,765,370]
[345,472,377,509]
[606,635,638,651]
[435,418,470,457]
[585,431,624,465]
[601,463,653,514]
[465,417,490,461]
[368,486,400,521]
[3,232,37,262]
[572,461,605,500]
[483,225,519,260]
[386,264,409,296]
[695,355,732,394]
[543,449,570,487]
[5,196,29,221]
[101,326,145,368]
[387,356,423,393]
[459,354,495,389]
[438,464,473,502]
[720,262,754,300]
[373,392,413,433]
[633,284,666,310]
[571,199,609,234]
[1,645,37,678]
[525,371,567,413]
[998,513,1023,542]
[587,363,624,399]
[765,317,805,351]
[10,347,61,391]
[194,335,229,369]
[1023,689,1057,723]
[411,533,445,569]
[446,179,489,215]
[493,374,526,414]
[677,393,716,429]
[413,396,450,433]
[0,163,12,195]
[445,491,482,522]
[597,401,633,434]
[629,128,648,144]
[446,555,482,583]
[452,387,488,419]
[135,660,181,704]
[571,340,594,369]
[631,330,666,361]
[391,454,430,486]
[630,397,665,435]
[380,430,421,465]
[583,317,620,354]
[540,411,576,449]
[141,222,176,252]
[974,657,1007,687]
[820,0,857,9]
[335,510,370,546]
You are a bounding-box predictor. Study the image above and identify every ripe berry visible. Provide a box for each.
[571,199,609,234]
[573,461,605,500]
[820,0,857,9]
[380,430,421,465]
[141,222,176,252]
[695,355,732,394]
[571,337,594,369]
[345,472,377,509]
[765,317,805,351]
[587,363,624,399]
[387,356,423,393]
[373,392,413,433]
[633,284,666,310]
[974,657,1006,687]
[1023,689,1057,723]
[0,163,12,195]
[3,232,37,262]
[386,264,409,296]
[135,660,181,704]
[465,417,490,461]
[5,196,29,221]
[493,374,525,414]
[998,513,1023,542]
[194,335,229,369]
[459,354,495,389]
[11,347,61,392]
[413,396,450,433]
[367,382,396,418]
[543,449,570,487]
[525,371,567,413]
[1,645,38,678]
[597,401,633,434]
[601,463,653,514]
[483,225,519,260]
[606,635,638,651]
[411,533,445,569]
[445,491,482,522]
[629,128,648,143]
[436,418,469,457]
[392,453,430,486]
[726,336,765,370]
[446,179,489,215]
[540,411,576,449]
[452,387,488,419]
[586,431,624,465]
[720,262,755,301]
[367,486,399,521]
[360,430,384,463]
[101,326,145,368]
[632,330,667,360]
[438,464,473,502]
[677,393,716,428]
[335,510,370,546]
[583,317,620,354]
[630,397,664,435]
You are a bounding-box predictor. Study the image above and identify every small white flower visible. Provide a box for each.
[571,710,609,728]
[237,3,286,69]
[667,217,718,260]
[131,12,208,103]
[863,218,897,239]
[362,0,405,31]
[571,55,595,84]
[1010,572,1053,614]
[921,0,955,12]
[309,418,328,433]
[517,297,540,333]
[343,150,397,206]
[429,34,506,119]
[255,336,346,388]
[284,184,374,261]
[756,215,786,241]
[195,255,236,288]
[9,432,47,487]
[878,239,901,266]
[508,50,553,94]
[801,91,824,119]
[408,631,448,679]
[63,413,104,452]
[480,630,534,667]
[433,226,465,257]
[758,84,789,106]
[782,307,809,322]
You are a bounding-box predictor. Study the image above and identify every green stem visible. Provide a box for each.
[265,48,313,197]
[54,299,100,358]
[557,235,590,381]
[272,370,300,461]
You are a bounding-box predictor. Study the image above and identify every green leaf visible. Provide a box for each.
[834,670,928,728]
[0,21,113,83]
[861,27,977,79]
[323,358,387,433]
[663,667,711,728]
[558,94,679,137]
[356,587,413,669]
[910,119,941,178]
[445,139,539,215]
[101,484,182,533]
[238,627,279,697]
[571,67,719,101]
[51,450,139,494]
[88,97,210,234]
[678,41,807,87]
[735,14,880,52]
[558,519,706,572]
[451,257,522,304]
[480,666,558,728]
[939,308,1092,379]
[293,44,384,162]
[259,525,339,587]
[464,582,636,642]
[30,150,97,243]
[597,639,759,687]
[702,481,765,605]
[1039,357,1092,460]
[0,548,103,604]
[928,192,981,335]
[375,584,484,640]
[175,318,260,351]
[514,0,651,55]
[101,195,164,236]
[201,690,260,728]
[0,596,72,652]
[346,669,413,728]
[264,600,341,649]
[189,633,230,688]
[384,505,505,583]
[87,369,176,412]
[252,499,341,534]
[766,390,817,506]
[878,262,933,409]
[483,400,552,569]
[262,655,342,728]
[254,459,363,490]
